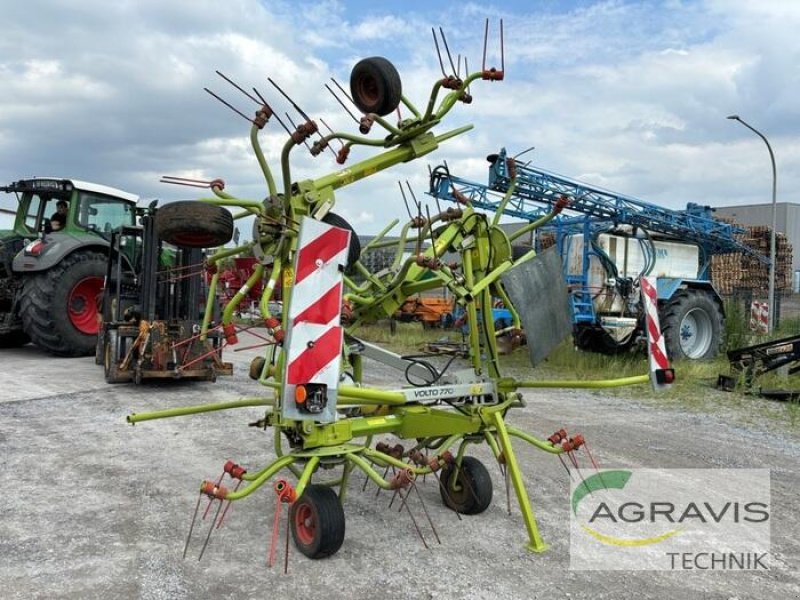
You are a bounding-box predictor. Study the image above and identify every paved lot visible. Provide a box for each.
[1,335,799,599]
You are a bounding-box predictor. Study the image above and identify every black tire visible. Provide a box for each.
[321,212,361,273]
[0,330,30,348]
[574,327,634,355]
[289,484,345,559]
[20,251,106,357]
[439,456,493,515]
[660,289,723,360]
[349,57,402,116]
[155,201,233,248]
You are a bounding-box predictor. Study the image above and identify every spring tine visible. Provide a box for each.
[331,77,356,106]
[325,84,360,124]
[398,488,429,550]
[432,469,462,521]
[426,205,436,250]
[285,112,312,151]
[411,480,440,545]
[197,500,223,561]
[557,454,573,478]
[375,465,391,497]
[319,117,346,149]
[183,491,203,559]
[216,70,261,105]
[500,19,505,73]
[438,27,458,76]
[583,443,608,490]
[284,506,291,574]
[252,86,269,106]
[482,19,490,72]
[432,28,447,77]
[456,54,461,79]
[216,479,242,529]
[398,181,414,221]
[201,471,226,520]
[269,108,293,136]
[268,77,311,121]
[465,57,471,93]
[204,88,255,125]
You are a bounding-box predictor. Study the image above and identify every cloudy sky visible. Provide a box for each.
[1,0,798,234]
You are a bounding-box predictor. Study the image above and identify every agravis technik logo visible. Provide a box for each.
[569,469,771,570]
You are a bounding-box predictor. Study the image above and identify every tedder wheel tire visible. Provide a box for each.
[155,201,234,248]
[289,484,345,559]
[321,212,361,273]
[660,289,724,360]
[349,57,402,116]
[0,329,30,348]
[439,456,493,515]
[20,251,106,357]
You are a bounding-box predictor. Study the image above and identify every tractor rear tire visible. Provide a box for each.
[439,456,493,515]
[0,330,30,348]
[289,484,345,559]
[320,212,361,273]
[349,57,402,116]
[660,289,723,360]
[155,201,234,248]
[20,251,106,357]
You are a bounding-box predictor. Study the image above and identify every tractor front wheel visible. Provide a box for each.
[289,485,345,559]
[20,251,106,356]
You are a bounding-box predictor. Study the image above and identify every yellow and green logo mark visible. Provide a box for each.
[571,470,681,547]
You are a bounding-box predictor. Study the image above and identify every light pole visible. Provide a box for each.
[727,115,777,333]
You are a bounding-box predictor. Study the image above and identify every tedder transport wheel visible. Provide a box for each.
[439,456,493,515]
[321,212,361,273]
[349,57,402,116]
[104,329,131,384]
[660,289,724,360]
[289,485,345,559]
[20,251,106,357]
[155,201,234,248]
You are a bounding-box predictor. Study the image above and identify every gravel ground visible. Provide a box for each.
[1,334,798,600]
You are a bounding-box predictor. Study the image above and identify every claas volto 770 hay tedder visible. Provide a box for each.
[127,21,673,564]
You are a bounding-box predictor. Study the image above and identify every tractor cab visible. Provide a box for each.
[3,178,138,239]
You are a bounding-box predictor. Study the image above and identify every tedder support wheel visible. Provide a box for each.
[660,289,724,360]
[289,484,345,559]
[321,212,361,273]
[155,201,234,248]
[439,456,493,515]
[20,251,106,357]
[349,57,402,116]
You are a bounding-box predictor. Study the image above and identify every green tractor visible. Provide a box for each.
[0,178,138,356]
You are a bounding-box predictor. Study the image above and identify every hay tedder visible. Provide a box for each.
[128,22,673,564]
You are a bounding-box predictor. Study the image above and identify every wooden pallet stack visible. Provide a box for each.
[711,222,793,295]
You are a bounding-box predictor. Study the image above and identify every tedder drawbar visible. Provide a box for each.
[127,22,673,564]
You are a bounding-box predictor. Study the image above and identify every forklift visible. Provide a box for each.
[98,201,233,384]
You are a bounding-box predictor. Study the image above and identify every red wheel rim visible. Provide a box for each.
[293,503,315,546]
[68,276,103,334]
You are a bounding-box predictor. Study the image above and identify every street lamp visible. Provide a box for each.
[727,114,777,333]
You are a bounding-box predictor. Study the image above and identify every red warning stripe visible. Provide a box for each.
[641,277,657,302]
[293,282,342,326]
[287,326,342,383]
[294,227,350,285]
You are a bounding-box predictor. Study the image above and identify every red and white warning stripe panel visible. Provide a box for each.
[282,217,350,423]
[640,276,675,390]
